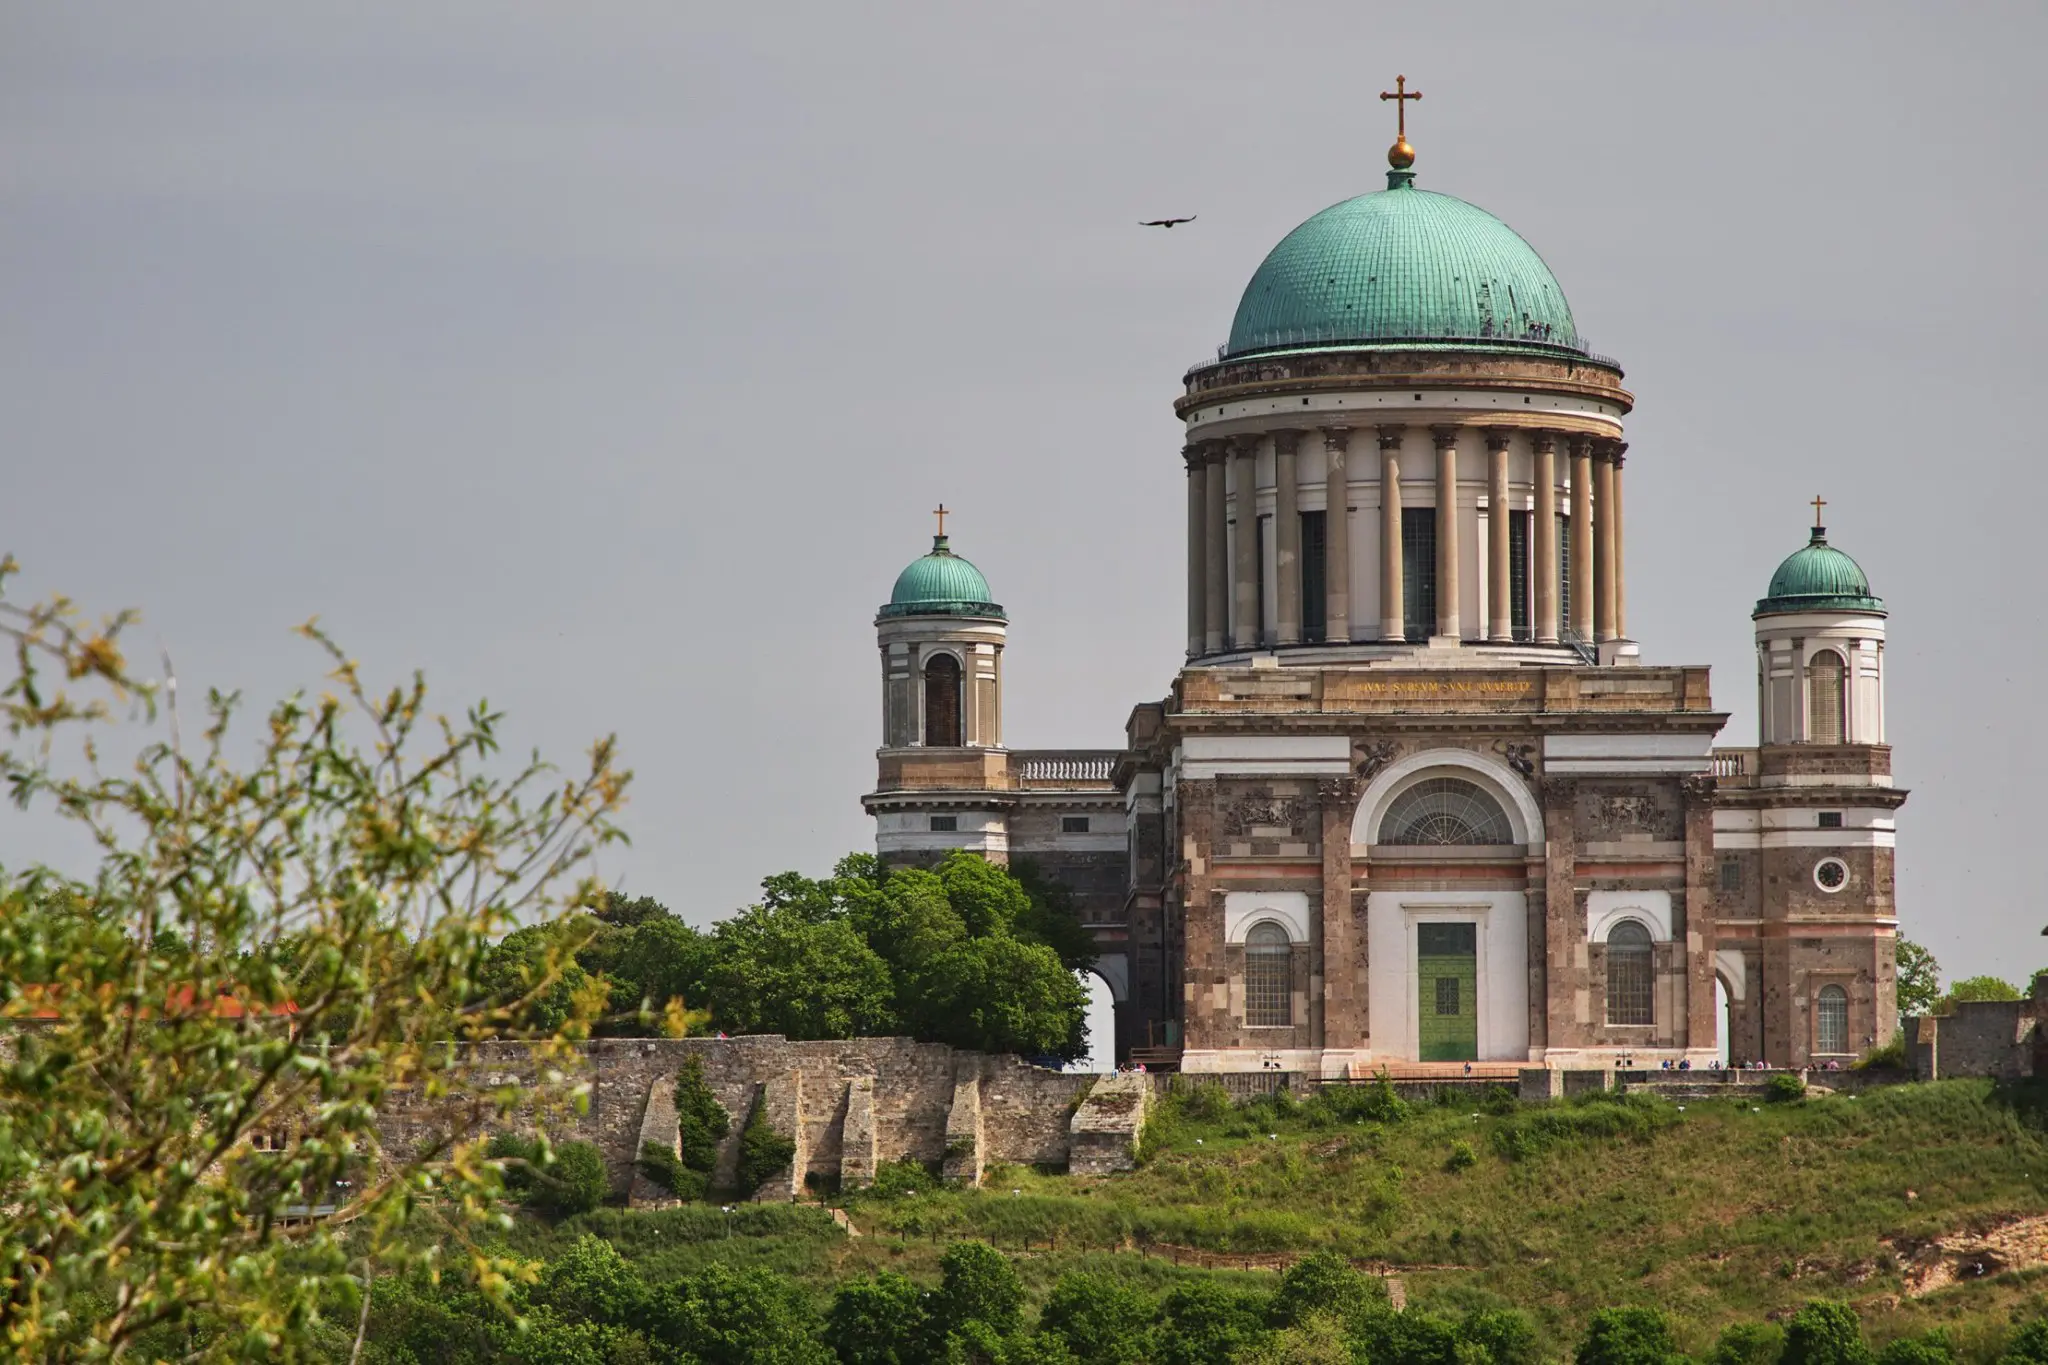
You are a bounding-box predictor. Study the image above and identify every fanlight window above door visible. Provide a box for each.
[1378,777,1515,846]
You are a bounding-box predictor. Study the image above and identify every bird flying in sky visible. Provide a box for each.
[1139,215,1196,228]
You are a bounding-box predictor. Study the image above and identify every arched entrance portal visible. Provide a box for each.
[1714,976,1733,1065]
[1069,971,1118,1074]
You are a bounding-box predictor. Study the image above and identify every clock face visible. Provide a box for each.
[1814,858,1848,892]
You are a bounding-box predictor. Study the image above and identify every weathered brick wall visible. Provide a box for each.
[1907,1005,2039,1081]
[376,1036,1101,1199]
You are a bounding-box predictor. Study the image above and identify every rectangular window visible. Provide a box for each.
[1818,811,1844,829]
[1061,815,1090,834]
[929,815,957,832]
[1719,854,1742,893]
[1402,506,1437,642]
[1435,975,1461,1016]
[1299,510,1327,642]
[1558,515,1572,629]
[1508,509,1531,640]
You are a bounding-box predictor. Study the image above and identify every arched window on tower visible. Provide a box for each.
[1605,921,1654,1026]
[1816,984,1849,1055]
[923,653,962,747]
[1378,777,1515,846]
[1244,922,1292,1027]
[1808,649,1846,744]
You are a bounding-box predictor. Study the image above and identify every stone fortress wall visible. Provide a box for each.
[374,1036,1150,1205]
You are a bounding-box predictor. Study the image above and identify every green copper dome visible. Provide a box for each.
[1226,170,1583,359]
[880,536,1005,620]
[1754,527,1884,617]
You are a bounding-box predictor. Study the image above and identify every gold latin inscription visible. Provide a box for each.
[1350,679,1537,697]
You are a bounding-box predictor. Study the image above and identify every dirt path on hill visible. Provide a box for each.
[1890,1214,2048,1296]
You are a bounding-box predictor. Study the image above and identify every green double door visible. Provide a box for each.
[1417,923,1479,1062]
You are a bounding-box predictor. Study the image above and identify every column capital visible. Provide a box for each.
[1530,429,1560,454]
[1273,429,1303,454]
[1375,423,1405,448]
[1595,438,1630,465]
[1568,434,1598,459]
[1430,424,1461,449]
[1182,444,1206,471]
[1484,426,1515,452]
[1229,433,1263,457]
[1322,426,1351,452]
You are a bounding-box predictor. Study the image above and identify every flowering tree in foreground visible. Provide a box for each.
[0,557,629,1361]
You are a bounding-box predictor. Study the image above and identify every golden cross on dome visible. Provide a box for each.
[1380,74,1422,139]
[1810,494,1827,527]
[933,503,949,537]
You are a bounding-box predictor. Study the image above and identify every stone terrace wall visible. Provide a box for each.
[376,1036,1107,1200]
[1908,1005,2042,1082]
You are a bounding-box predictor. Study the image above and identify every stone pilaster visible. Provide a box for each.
[1432,425,1461,640]
[1185,445,1206,657]
[1541,777,1585,1052]
[1323,428,1352,644]
[1681,772,1717,1056]
[1569,436,1596,643]
[1377,425,1403,643]
[1594,441,1619,644]
[1203,442,1227,655]
[1533,431,1559,645]
[1231,435,1260,650]
[1274,431,1301,645]
[1486,428,1513,642]
[1318,777,1364,1063]
[1177,778,1225,1051]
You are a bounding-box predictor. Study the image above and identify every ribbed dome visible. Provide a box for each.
[880,536,1005,620]
[1226,173,1581,359]
[1755,528,1883,617]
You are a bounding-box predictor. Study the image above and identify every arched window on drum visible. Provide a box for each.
[1244,922,1292,1028]
[923,653,962,747]
[1378,777,1515,846]
[1605,921,1654,1027]
[1807,649,1846,744]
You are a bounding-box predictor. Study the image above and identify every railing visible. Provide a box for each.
[1710,748,1758,781]
[1013,750,1119,788]
[1184,324,1621,381]
[1557,625,1599,666]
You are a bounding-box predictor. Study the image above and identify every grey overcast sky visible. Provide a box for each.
[4,3,2042,982]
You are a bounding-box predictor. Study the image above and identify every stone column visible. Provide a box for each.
[1533,432,1559,644]
[1612,444,1628,638]
[1594,441,1618,644]
[1203,442,1227,655]
[1569,436,1595,643]
[1185,445,1206,657]
[1377,425,1403,643]
[1323,427,1351,644]
[1486,429,1513,642]
[1274,432,1301,645]
[1231,435,1260,650]
[1432,426,1461,640]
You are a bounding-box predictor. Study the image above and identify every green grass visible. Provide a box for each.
[484,1079,2048,1355]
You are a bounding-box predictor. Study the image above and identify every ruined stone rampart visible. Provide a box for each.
[377,1036,1139,1202]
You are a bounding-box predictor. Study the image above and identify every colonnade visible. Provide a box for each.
[1183,426,1628,657]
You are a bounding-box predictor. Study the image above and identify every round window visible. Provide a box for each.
[1814,858,1849,892]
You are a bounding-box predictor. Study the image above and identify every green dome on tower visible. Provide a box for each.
[880,535,1005,621]
[1225,168,1584,360]
[1754,524,1883,617]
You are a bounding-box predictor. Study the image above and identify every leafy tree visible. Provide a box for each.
[592,891,672,929]
[738,1103,798,1197]
[491,1137,610,1218]
[1155,1280,1271,1365]
[1783,1301,1870,1365]
[1008,858,1100,972]
[1269,1251,1388,1329]
[2003,1318,2048,1365]
[935,1241,1024,1339]
[1895,938,1942,1017]
[649,1263,831,1365]
[1462,1307,1544,1365]
[676,1053,733,1173]
[0,566,625,1360]
[636,1142,700,1199]
[1948,976,2022,1006]
[1354,1308,1463,1365]
[1711,1321,1787,1365]
[536,1234,646,1328]
[911,936,1090,1060]
[701,904,897,1039]
[824,1271,935,1365]
[1576,1306,1685,1365]
[1238,1316,1352,1365]
[1877,1335,1953,1365]
[1035,1272,1154,1365]
[481,921,601,1034]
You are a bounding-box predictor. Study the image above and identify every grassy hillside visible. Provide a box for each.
[504,1078,2048,1357]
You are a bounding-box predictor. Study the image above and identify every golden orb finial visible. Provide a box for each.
[1388,137,1415,169]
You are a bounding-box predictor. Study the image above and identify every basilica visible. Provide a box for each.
[862,98,1903,1074]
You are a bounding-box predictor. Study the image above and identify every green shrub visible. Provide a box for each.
[1170,1079,1235,1123]
[2003,1318,2048,1365]
[675,1053,731,1173]
[1856,1033,1908,1071]
[529,1140,612,1217]
[935,1240,1025,1336]
[1446,1140,1478,1172]
[1481,1084,1519,1116]
[1767,1072,1809,1104]
[1269,1250,1388,1329]
[866,1157,940,1201]
[1710,1321,1786,1365]
[1877,1335,1953,1365]
[1037,1271,1156,1365]
[1576,1305,1684,1365]
[737,1104,797,1197]
[1489,1092,1676,1161]
[1317,1073,1408,1124]
[1783,1301,1869,1365]
[637,1141,707,1201]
